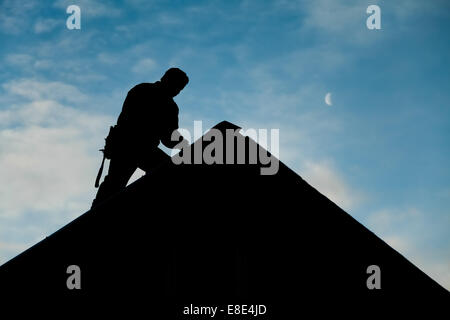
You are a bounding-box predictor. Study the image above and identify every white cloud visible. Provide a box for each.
[301,160,361,211]
[0,0,38,34]
[157,12,183,26]
[132,58,157,74]
[0,124,98,217]
[0,242,28,252]
[437,188,450,199]
[417,258,450,292]
[0,78,113,263]
[34,18,60,34]
[367,207,421,233]
[0,242,28,263]
[366,207,450,291]
[97,52,118,64]
[4,54,53,73]
[2,79,87,103]
[298,0,443,45]
[5,54,33,67]
[382,235,411,254]
[303,0,364,34]
[385,233,450,291]
[386,234,450,291]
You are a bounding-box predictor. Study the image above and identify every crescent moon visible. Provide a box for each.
[325,92,332,106]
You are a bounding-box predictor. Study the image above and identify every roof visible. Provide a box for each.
[0,120,447,315]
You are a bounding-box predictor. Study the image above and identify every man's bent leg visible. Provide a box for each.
[91,156,137,208]
[138,147,171,173]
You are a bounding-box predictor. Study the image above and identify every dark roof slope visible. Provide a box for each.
[0,121,447,316]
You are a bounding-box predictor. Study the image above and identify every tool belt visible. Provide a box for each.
[95,125,118,188]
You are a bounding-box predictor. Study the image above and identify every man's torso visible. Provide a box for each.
[115,82,179,155]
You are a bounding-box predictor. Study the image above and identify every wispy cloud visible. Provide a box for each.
[0,78,113,263]
[0,0,38,34]
[2,79,87,103]
[97,52,118,65]
[366,207,450,290]
[132,58,157,74]
[0,242,28,263]
[5,54,34,67]
[54,0,121,18]
[34,18,61,34]
[302,160,362,211]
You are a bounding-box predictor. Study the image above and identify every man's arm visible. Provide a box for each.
[161,129,188,149]
[160,103,188,149]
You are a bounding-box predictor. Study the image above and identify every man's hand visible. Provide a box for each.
[161,129,188,149]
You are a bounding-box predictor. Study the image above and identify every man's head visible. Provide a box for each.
[160,68,189,97]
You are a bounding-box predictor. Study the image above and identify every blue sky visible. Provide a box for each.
[0,0,449,290]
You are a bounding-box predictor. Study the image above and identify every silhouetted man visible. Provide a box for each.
[92,68,189,208]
